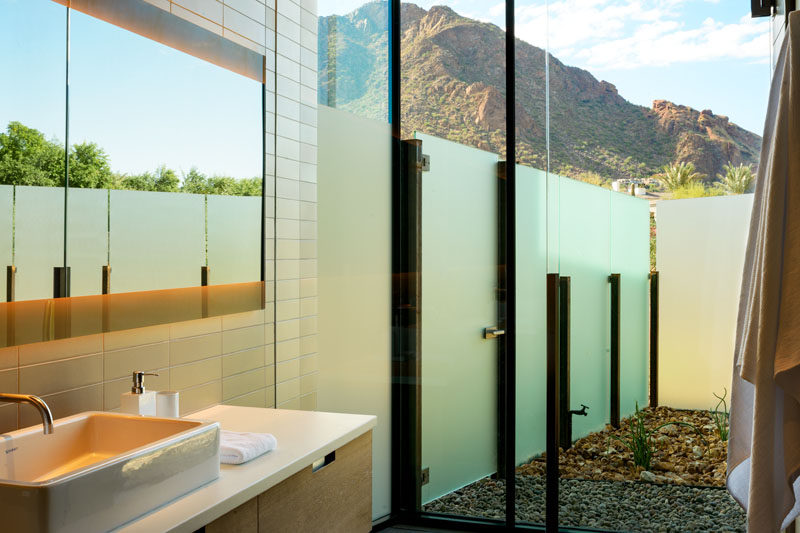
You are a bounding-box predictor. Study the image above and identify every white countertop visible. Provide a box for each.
[116,405,377,533]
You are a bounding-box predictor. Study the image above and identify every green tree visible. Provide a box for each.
[1,121,262,196]
[114,165,179,192]
[181,167,210,194]
[206,176,238,195]
[184,173,261,196]
[115,171,156,191]
[0,121,63,186]
[656,161,705,192]
[718,163,755,195]
[231,177,262,196]
[68,142,113,188]
[153,165,179,192]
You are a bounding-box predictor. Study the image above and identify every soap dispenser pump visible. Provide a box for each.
[120,371,158,416]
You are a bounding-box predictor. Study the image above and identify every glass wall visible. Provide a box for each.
[317,0,388,121]
[528,0,764,530]
[316,0,392,521]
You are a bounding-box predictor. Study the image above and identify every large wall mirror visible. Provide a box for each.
[0,0,269,344]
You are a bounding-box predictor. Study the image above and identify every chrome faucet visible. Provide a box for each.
[0,393,54,434]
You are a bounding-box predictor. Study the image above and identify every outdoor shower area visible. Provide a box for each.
[319,105,752,530]
[418,133,751,530]
[416,131,654,524]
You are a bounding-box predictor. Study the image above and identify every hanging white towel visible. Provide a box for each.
[220,430,277,465]
[728,11,800,533]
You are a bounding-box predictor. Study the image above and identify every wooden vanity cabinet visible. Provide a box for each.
[205,431,372,533]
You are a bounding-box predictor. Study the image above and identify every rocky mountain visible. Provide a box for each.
[318,2,762,181]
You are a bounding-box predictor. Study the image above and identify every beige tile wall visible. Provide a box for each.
[0,309,274,433]
[269,0,319,411]
[0,0,319,432]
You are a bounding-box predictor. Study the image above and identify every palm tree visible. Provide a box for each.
[718,163,755,194]
[657,162,705,191]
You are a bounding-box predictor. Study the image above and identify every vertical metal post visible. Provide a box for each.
[102,265,111,295]
[649,271,659,408]
[201,266,210,318]
[391,138,422,516]
[389,0,414,518]
[5,266,15,347]
[496,162,508,480]
[63,7,70,287]
[54,267,70,299]
[260,57,267,286]
[102,266,110,333]
[53,268,71,340]
[504,0,517,527]
[6,266,15,303]
[546,273,560,533]
[558,276,571,450]
[609,273,621,428]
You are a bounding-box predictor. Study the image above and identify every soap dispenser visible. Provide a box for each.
[120,371,158,416]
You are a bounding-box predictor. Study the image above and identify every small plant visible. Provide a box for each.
[710,387,730,442]
[609,402,703,471]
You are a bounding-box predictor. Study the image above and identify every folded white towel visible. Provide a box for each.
[220,430,277,465]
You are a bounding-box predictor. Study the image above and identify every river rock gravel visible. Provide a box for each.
[518,406,729,487]
[423,476,746,532]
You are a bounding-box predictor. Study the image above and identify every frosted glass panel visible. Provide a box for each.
[515,165,547,463]
[67,188,108,297]
[15,186,64,301]
[109,189,204,293]
[557,178,611,438]
[610,192,650,418]
[0,186,10,300]
[317,106,392,519]
[657,195,752,409]
[418,133,498,504]
[207,195,261,285]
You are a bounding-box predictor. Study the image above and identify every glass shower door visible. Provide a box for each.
[417,132,504,520]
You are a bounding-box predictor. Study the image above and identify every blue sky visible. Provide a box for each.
[321,0,771,135]
[1,0,770,179]
[0,0,262,178]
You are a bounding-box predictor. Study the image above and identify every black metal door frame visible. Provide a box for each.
[387,0,522,527]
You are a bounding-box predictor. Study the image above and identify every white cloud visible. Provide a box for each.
[573,13,769,69]
[512,0,769,70]
[488,2,505,18]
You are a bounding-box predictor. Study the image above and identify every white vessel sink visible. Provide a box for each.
[0,411,220,533]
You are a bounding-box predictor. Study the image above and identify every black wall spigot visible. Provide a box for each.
[569,404,589,417]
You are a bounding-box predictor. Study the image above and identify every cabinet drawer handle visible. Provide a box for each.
[312,450,336,473]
